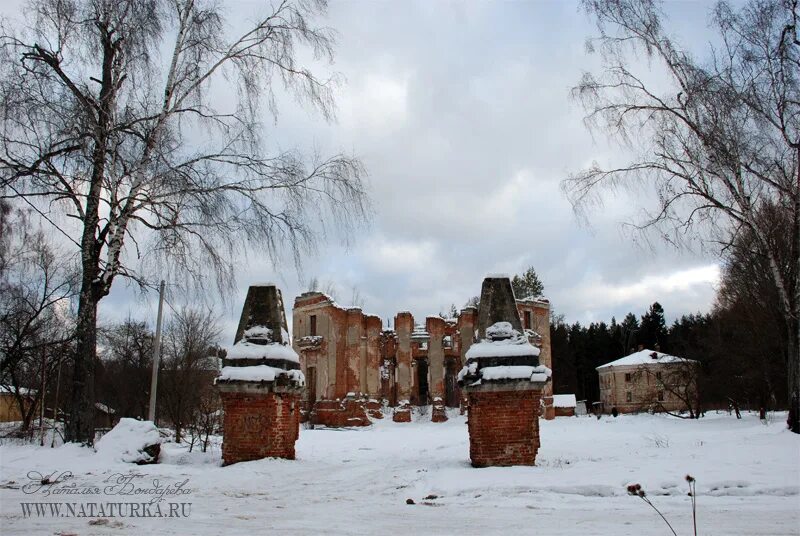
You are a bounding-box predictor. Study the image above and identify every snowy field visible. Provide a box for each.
[1,411,798,535]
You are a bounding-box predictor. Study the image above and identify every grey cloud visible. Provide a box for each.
[3,0,723,340]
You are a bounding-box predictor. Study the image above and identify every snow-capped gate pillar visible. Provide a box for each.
[216,285,304,465]
[459,276,551,467]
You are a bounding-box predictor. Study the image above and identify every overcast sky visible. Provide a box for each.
[3,0,726,340]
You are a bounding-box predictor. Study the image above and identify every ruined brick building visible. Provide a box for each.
[292,292,552,424]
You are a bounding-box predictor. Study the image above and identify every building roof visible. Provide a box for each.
[95,402,116,415]
[517,295,550,304]
[410,325,430,341]
[0,385,36,396]
[596,349,696,370]
[553,394,577,408]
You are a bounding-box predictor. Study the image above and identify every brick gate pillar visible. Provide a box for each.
[216,285,305,465]
[459,277,551,467]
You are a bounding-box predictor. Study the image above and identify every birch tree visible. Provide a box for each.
[0,0,368,444]
[565,0,800,432]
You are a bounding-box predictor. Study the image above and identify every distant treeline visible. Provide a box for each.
[551,301,787,412]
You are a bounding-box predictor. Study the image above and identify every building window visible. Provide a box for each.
[523,311,532,329]
[656,371,662,381]
[625,373,632,382]
[310,315,317,337]
[657,391,665,402]
[626,391,632,402]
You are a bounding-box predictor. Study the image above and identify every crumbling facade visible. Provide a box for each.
[292,290,552,424]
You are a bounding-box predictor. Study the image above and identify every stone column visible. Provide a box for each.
[393,312,414,422]
[460,277,551,467]
[533,301,553,398]
[345,307,362,397]
[458,307,478,362]
[426,316,447,422]
[457,307,477,414]
[217,285,304,465]
[365,315,384,419]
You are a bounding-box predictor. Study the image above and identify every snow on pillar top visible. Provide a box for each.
[476,276,523,340]
[458,276,551,389]
[234,285,289,345]
[217,284,303,391]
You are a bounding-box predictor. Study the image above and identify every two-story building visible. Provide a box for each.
[596,349,699,414]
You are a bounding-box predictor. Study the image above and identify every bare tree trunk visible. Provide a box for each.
[64,24,111,443]
[790,159,800,434]
[39,347,46,446]
[19,396,37,432]
[51,357,62,448]
[66,282,99,445]
[789,319,800,433]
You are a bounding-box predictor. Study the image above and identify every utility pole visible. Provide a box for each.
[148,280,166,423]
[51,357,62,448]
[39,346,46,446]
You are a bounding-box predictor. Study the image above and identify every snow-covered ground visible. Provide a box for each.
[1,411,798,535]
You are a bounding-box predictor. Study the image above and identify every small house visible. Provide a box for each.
[596,349,699,414]
[0,385,37,422]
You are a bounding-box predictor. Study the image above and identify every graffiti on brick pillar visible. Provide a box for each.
[240,414,268,432]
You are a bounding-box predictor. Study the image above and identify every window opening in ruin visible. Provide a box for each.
[307,366,317,403]
[310,315,317,336]
[657,390,664,402]
[625,372,631,382]
[656,371,662,381]
[380,358,397,406]
[416,358,429,405]
[445,358,460,408]
[626,391,632,402]
[523,311,531,329]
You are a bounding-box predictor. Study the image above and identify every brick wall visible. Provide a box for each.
[466,389,542,467]
[310,398,370,427]
[220,391,301,465]
[554,406,575,417]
